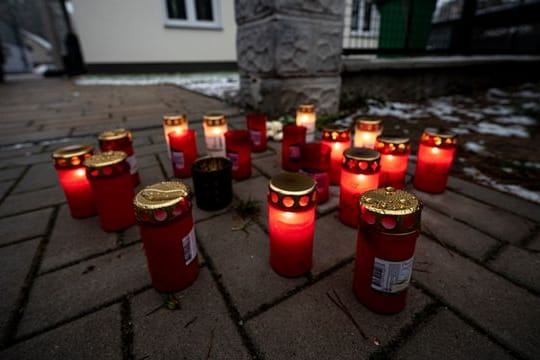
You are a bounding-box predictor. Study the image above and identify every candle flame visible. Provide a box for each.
[431,147,439,154]
[76,169,86,177]
[212,128,222,135]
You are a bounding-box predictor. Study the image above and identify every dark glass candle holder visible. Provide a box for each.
[191,157,233,211]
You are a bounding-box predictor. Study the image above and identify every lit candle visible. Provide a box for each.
[376,135,410,189]
[168,129,198,178]
[281,124,307,172]
[192,157,233,211]
[321,125,351,185]
[135,181,199,292]
[300,142,331,204]
[225,130,252,180]
[268,173,316,277]
[98,128,140,187]
[413,128,457,193]
[163,114,188,158]
[353,187,422,314]
[246,112,267,152]
[354,118,382,149]
[52,144,96,219]
[339,148,380,228]
[203,113,228,157]
[296,104,316,142]
[84,151,136,232]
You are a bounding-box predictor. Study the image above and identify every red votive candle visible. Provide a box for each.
[203,113,228,157]
[98,128,140,187]
[300,142,331,204]
[268,173,317,277]
[376,135,410,189]
[353,187,422,314]
[225,130,252,180]
[282,124,307,172]
[413,128,457,193]
[339,148,380,228]
[84,151,135,232]
[296,104,316,142]
[354,118,383,149]
[135,181,199,292]
[163,114,188,158]
[52,144,96,219]
[321,125,351,185]
[246,113,267,152]
[168,129,197,178]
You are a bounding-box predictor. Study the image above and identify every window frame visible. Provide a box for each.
[350,0,379,38]
[162,0,222,30]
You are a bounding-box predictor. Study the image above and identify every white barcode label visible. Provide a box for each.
[182,227,198,266]
[288,144,301,162]
[205,135,224,151]
[249,129,262,146]
[371,257,414,293]
[227,151,239,171]
[172,151,185,170]
[126,155,139,174]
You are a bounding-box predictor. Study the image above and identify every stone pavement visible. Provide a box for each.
[0,77,539,360]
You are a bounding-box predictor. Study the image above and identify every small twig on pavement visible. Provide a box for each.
[144,293,181,316]
[326,289,368,340]
[184,316,198,329]
[206,328,215,360]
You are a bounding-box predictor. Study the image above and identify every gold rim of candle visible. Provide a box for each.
[344,148,380,162]
[98,128,131,141]
[297,104,315,113]
[52,144,93,159]
[203,113,226,126]
[83,151,127,168]
[355,118,382,131]
[360,187,421,216]
[163,114,187,126]
[421,128,457,147]
[134,181,192,223]
[269,173,316,196]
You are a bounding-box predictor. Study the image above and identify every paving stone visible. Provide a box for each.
[0,167,25,182]
[157,152,173,178]
[245,263,433,360]
[251,148,276,160]
[525,231,540,251]
[132,269,251,360]
[0,180,13,199]
[1,152,52,167]
[395,308,514,360]
[0,186,64,217]
[134,143,167,157]
[1,305,122,360]
[18,244,150,337]
[252,154,283,178]
[122,225,141,245]
[233,175,269,229]
[0,208,53,246]
[136,154,160,169]
[488,245,540,293]
[13,163,58,193]
[413,236,540,360]
[0,145,43,160]
[316,185,340,215]
[0,129,70,146]
[196,213,306,317]
[138,165,166,189]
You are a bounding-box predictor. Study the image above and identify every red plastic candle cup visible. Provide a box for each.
[98,128,140,187]
[203,113,228,157]
[339,148,380,228]
[84,151,136,232]
[296,104,316,142]
[135,181,199,292]
[225,130,252,180]
[52,144,97,219]
[300,142,331,204]
[163,114,188,158]
[246,113,267,152]
[321,125,351,185]
[413,128,457,193]
[353,187,422,314]
[354,118,382,149]
[168,129,198,178]
[268,173,317,277]
[375,135,411,190]
[282,124,307,172]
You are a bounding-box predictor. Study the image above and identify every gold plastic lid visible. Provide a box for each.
[268,173,316,210]
[321,125,351,142]
[297,104,315,113]
[342,148,381,174]
[134,181,192,223]
[84,151,127,168]
[52,144,94,168]
[163,114,187,126]
[421,128,457,148]
[203,113,226,126]
[98,128,131,141]
[355,118,382,132]
[376,135,411,155]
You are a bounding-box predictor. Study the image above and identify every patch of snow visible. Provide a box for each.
[469,122,529,138]
[450,127,470,134]
[524,162,540,170]
[514,90,540,99]
[502,167,513,173]
[456,109,485,120]
[487,88,509,97]
[439,115,461,122]
[464,142,486,153]
[481,106,514,116]
[494,115,536,126]
[521,102,540,111]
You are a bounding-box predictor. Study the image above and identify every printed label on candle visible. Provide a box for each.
[249,129,262,146]
[126,155,139,175]
[288,144,301,162]
[182,227,198,266]
[172,151,185,170]
[206,135,224,151]
[227,151,239,171]
[371,257,414,293]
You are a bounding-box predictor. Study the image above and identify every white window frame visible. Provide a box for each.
[350,0,380,38]
[162,0,222,30]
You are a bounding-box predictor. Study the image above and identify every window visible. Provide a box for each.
[350,0,380,36]
[163,0,221,29]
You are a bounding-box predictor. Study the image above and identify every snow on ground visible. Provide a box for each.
[469,122,530,138]
[463,142,486,154]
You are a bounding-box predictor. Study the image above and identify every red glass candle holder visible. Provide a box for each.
[246,113,267,152]
[203,113,228,157]
[98,128,140,187]
[168,129,198,178]
[413,129,457,193]
[296,104,316,142]
[353,187,422,314]
[300,143,331,204]
[354,118,382,149]
[135,181,199,292]
[376,135,411,190]
[339,148,380,228]
[321,125,351,185]
[84,151,136,232]
[52,144,97,219]
[268,173,317,277]
[163,114,188,159]
[282,124,307,172]
[225,130,252,180]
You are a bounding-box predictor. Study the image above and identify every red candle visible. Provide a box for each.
[203,113,228,157]
[296,104,316,142]
[354,118,382,149]
[413,128,457,193]
[84,151,136,232]
[98,128,140,187]
[225,130,252,180]
[168,129,198,178]
[163,114,188,158]
[52,144,96,218]
[268,173,317,277]
[376,135,410,189]
[281,124,307,172]
[300,142,331,204]
[353,187,422,314]
[339,148,380,228]
[246,113,267,152]
[321,126,351,185]
[135,181,199,292]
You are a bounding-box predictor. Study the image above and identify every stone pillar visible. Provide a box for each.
[235,1,345,117]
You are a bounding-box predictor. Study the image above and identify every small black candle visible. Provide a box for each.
[191,157,233,211]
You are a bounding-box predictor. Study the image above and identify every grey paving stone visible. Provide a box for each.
[138,165,166,189]
[134,143,167,157]
[13,163,58,193]
[132,269,251,360]
[316,185,340,215]
[1,304,122,360]
[233,175,269,229]
[122,225,140,245]
[196,213,306,317]
[0,186,64,217]
[251,148,276,160]
[0,208,53,246]
[0,129,70,146]
[0,180,13,199]
[525,231,540,251]
[252,154,283,179]
[395,308,514,360]
[157,152,173,178]
[246,263,433,360]
[488,245,540,293]
[0,167,25,182]
[0,145,43,160]
[413,236,540,360]
[1,152,51,167]
[137,154,160,169]
[17,244,150,337]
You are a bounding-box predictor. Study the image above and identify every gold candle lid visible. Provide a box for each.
[52,144,94,168]
[297,104,315,113]
[98,128,132,141]
[84,151,129,178]
[420,128,457,148]
[163,114,187,126]
[203,113,226,127]
[355,118,382,132]
[321,125,351,142]
[268,173,316,211]
[134,181,192,223]
[376,135,411,155]
[342,148,381,174]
